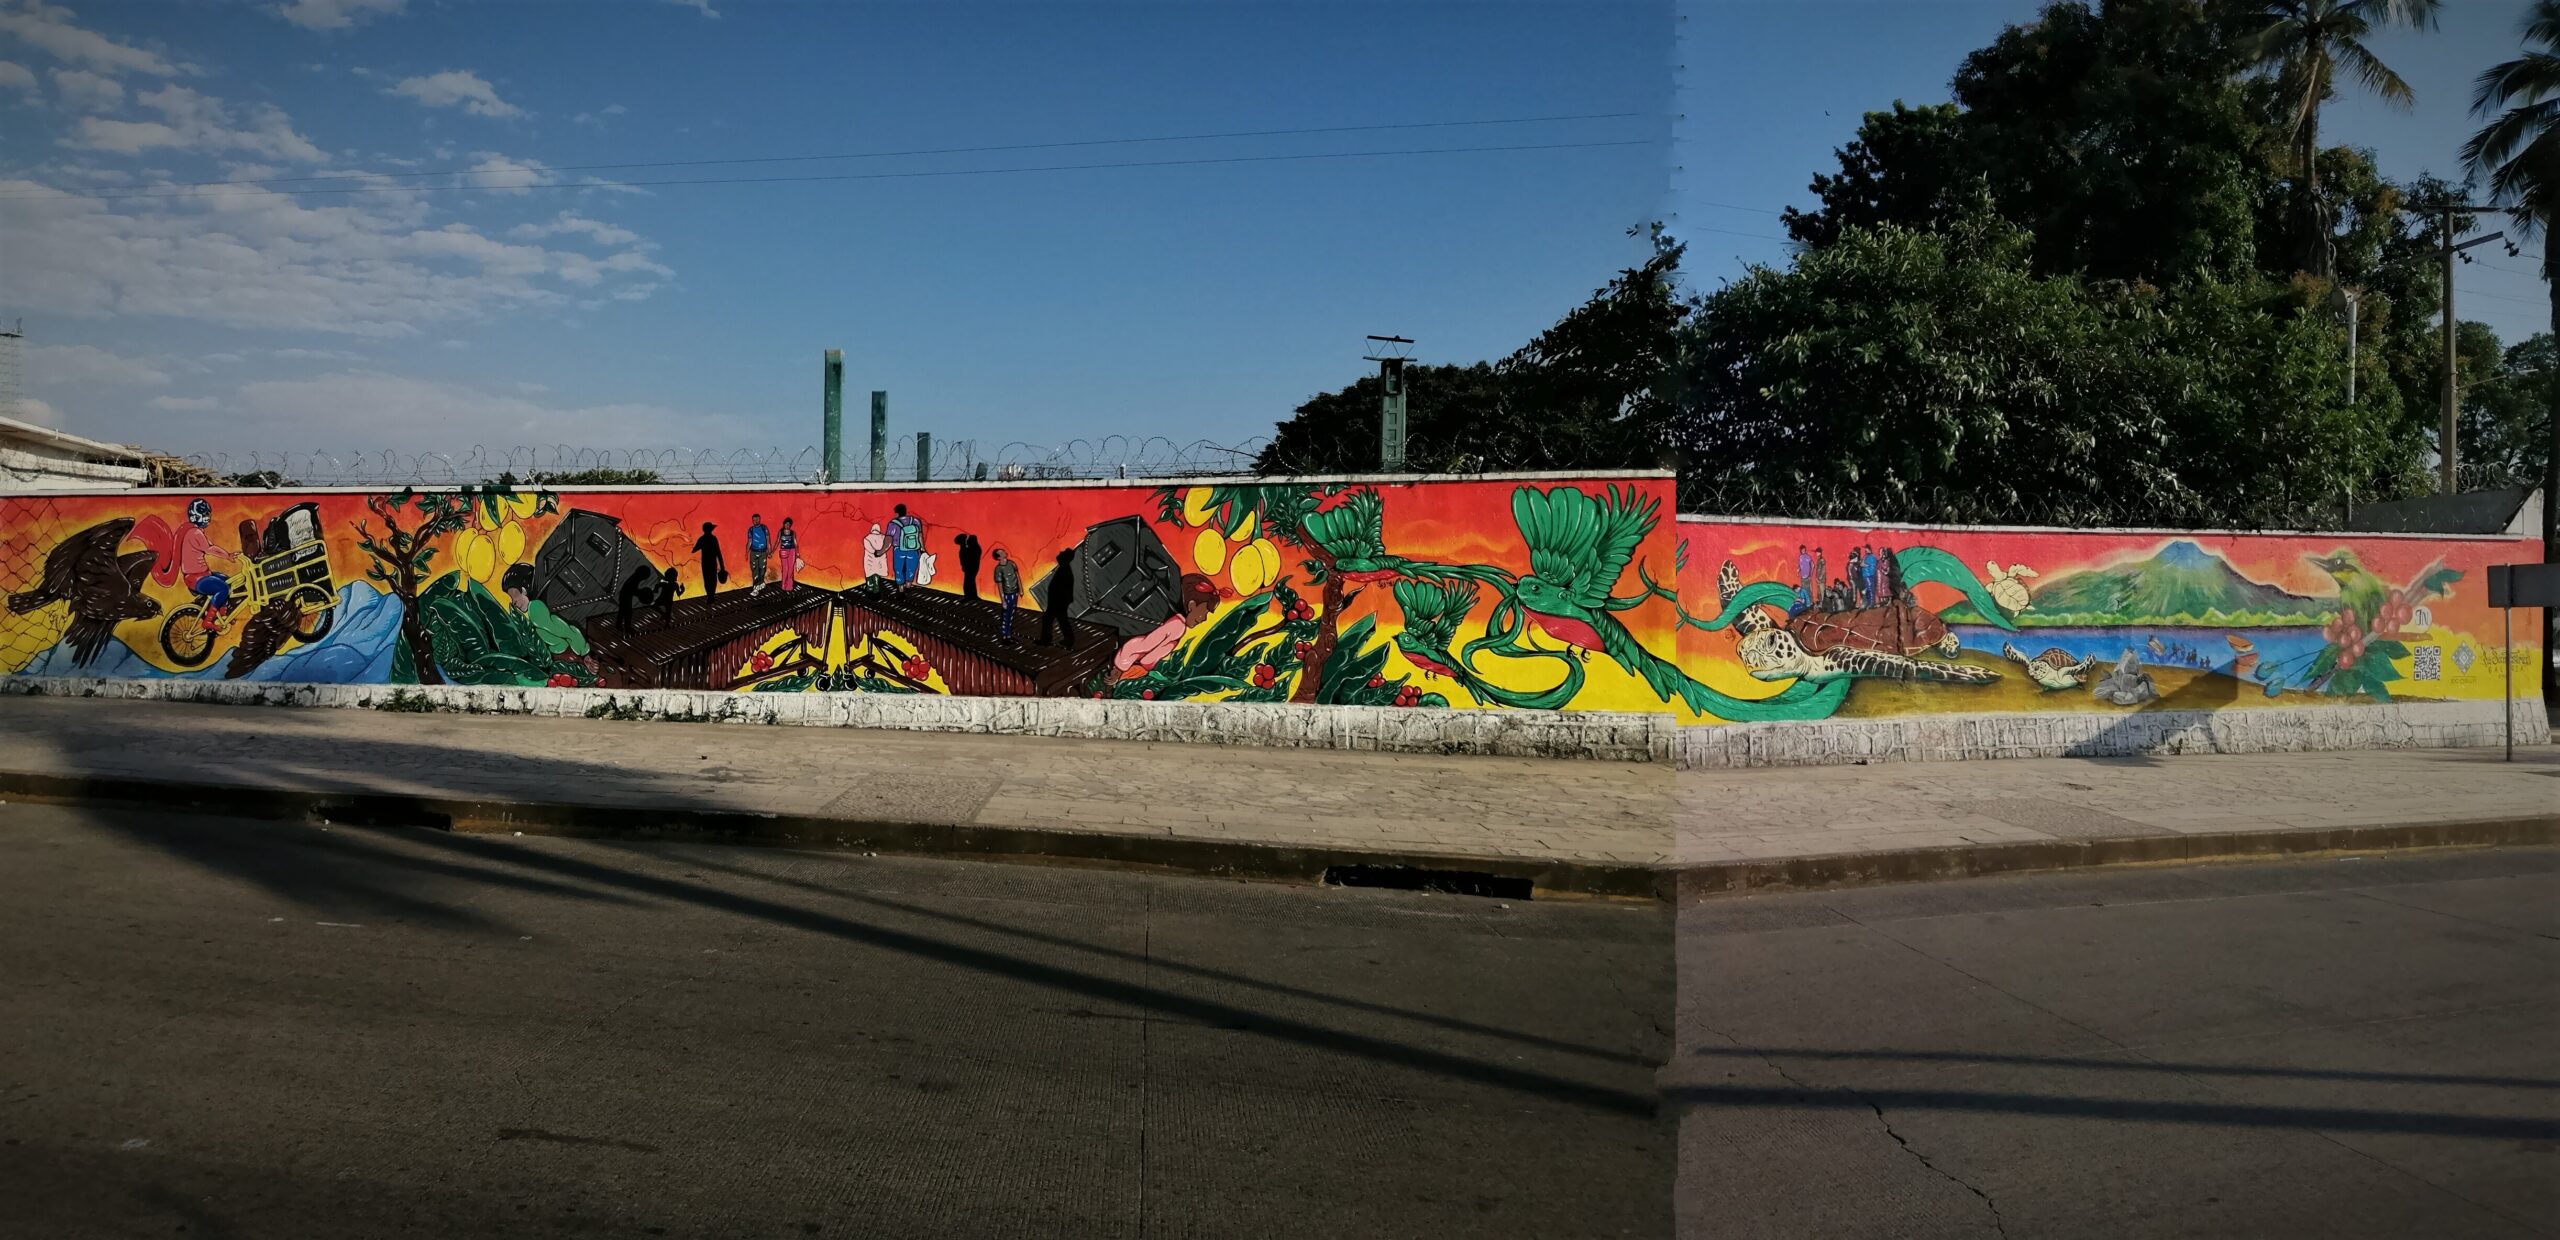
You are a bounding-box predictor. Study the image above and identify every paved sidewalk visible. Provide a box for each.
[0,696,2551,897]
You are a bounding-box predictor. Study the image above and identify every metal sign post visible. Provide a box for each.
[2486,563,2560,761]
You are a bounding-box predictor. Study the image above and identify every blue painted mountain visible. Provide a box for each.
[1943,540,2329,627]
[17,583,403,683]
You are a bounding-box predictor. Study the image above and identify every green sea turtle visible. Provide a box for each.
[1719,562,1998,686]
[2002,643,2098,691]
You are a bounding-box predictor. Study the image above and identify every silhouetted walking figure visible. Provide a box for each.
[956,533,984,600]
[692,522,727,599]
[656,567,681,626]
[1037,548,1076,647]
[617,565,654,633]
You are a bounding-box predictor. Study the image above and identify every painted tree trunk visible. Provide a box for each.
[1291,547,1342,706]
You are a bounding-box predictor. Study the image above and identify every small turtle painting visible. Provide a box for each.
[1719,562,1999,686]
[2002,643,2099,691]
[1982,562,2037,615]
[6,518,161,668]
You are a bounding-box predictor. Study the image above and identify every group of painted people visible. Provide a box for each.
[1793,542,1908,616]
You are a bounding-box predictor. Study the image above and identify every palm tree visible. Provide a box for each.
[2239,0,2444,278]
[2466,0,2560,341]
[2464,0,2560,711]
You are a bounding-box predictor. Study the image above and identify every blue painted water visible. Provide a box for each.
[1950,623,2328,681]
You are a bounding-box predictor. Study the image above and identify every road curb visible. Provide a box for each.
[6,770,2547,905]
[1673,815,2560,900]
[0,770,1673,902]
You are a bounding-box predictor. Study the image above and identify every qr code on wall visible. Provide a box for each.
[2411,645,2441,681]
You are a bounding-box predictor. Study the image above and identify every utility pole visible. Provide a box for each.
[868,390,888,483]
[821,350,844,483]
[2439,206,2506,494]
[914,431,931,483]
[1364,335,1414,472]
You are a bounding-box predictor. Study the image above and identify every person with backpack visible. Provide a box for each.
[745,513,770,593]
[993,547,1023,641]
[887,504,925,589]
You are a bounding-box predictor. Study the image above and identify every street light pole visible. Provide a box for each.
[2438,206,2506,494]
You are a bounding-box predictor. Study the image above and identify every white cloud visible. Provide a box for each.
[27,342,170,387]
[387,69,523,119]
[459,152,549,193]
[273,0,405,31]
[226,371,745,449]
[14,396,62,426]
[572,102,625,127]
[0,59,35,97]
[666,0,719,17]
[0,173,673,338]
[68,84,325,161]
[268,347,362,362]
[146,394,222,411]
[49,66,118,110]
[509,211,642,246]
[0,2,189,77]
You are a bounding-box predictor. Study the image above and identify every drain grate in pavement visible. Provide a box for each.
[1323,865,1531,900]
[1934,796,2174,840]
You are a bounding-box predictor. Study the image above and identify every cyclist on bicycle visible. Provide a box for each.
[175,498,244,628]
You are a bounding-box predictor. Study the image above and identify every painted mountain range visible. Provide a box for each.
[1948,539,2330,626]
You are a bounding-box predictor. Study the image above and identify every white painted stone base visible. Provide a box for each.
[0,675,1674,764]
[1676,698,2551,769]
[7,675,2541,769]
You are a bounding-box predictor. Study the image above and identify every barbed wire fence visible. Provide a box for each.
[183,437,1282,488]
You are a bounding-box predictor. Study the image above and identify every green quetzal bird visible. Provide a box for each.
[1508,483,1714,712]
[1299,488,1407,583]
[1390,578,1489,701]
[2306,549,2388,635]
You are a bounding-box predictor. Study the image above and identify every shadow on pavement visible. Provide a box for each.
[33,717,1665,1120]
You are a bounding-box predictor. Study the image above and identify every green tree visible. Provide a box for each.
[1780,103,1980,250]
[2464,0,2560,677]
[2458,332,2555,489]
[1675,209,2398,528]
[1256,228,1686,475]
[1785,0,2282,284]
[2236,0,2443,278]
[1252,363,1507,475]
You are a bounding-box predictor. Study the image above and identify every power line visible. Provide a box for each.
[1676,223,1795,243]
[1688,198,1787,217]
[85,111,1656,194]
[9,140,1660,201]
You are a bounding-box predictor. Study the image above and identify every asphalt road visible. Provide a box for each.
[0,802,1672,1239]
[1674,845,2560,1239]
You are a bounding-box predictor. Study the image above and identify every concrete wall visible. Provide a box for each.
[0,472,1692,723]
[1673,514,2549,764]
[5,478,2547,766]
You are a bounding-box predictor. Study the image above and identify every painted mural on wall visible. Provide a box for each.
[1672,516,2546,724]
[0,476,1741,716]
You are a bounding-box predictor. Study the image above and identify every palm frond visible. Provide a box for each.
[2472,52,2560,114]
[2333,38,2415,107]
[2529,0,2560,50]
[2463,97,2559,180]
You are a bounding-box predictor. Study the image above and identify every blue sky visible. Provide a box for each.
[1,0,2548,462]
[0,0,1671,457]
